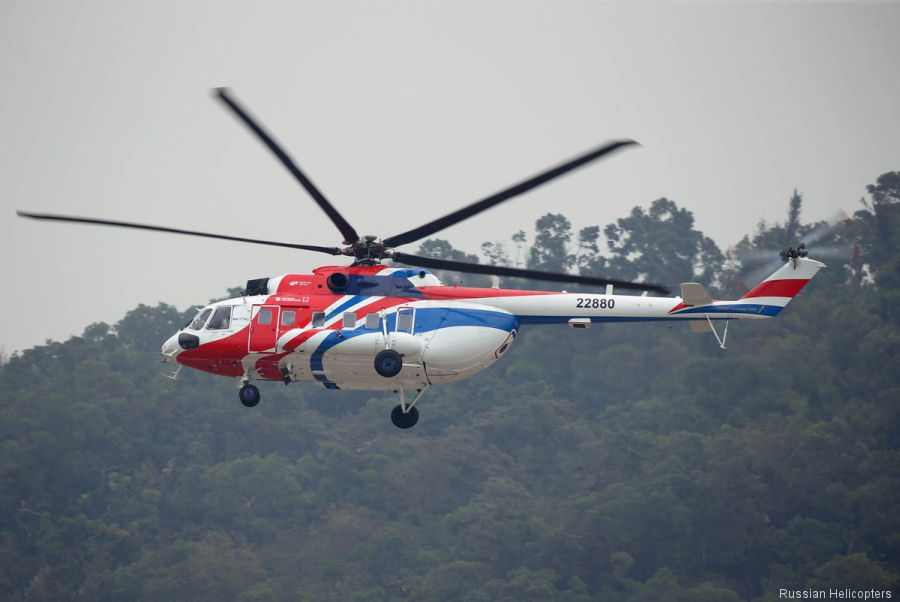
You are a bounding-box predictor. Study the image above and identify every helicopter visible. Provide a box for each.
[17,88,825,428]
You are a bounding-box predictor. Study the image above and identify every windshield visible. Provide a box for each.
[189,308,212,330]
[207,306,232,330]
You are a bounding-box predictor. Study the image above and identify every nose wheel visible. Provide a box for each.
[239,383,260,407]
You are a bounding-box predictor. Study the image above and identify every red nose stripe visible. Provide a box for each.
[742,278,809,299]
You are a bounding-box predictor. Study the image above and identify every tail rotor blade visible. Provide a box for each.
[809,244,856,261]
[734,248,777,264]
[800,209,851,246]
[738,259,781,291]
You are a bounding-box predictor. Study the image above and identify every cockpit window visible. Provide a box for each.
[207,306,232,330]
[189,308,212,330]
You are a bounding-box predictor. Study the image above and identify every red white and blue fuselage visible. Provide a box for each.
[161,257,825,392]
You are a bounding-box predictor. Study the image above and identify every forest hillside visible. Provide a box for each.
[1,174,898,601]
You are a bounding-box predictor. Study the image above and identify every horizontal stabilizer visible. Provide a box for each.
[681,282,712,306]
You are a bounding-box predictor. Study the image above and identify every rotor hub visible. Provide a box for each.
[780,243,808,263]
[345,237,393,265]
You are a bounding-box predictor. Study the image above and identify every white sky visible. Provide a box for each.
[1,1,898,354]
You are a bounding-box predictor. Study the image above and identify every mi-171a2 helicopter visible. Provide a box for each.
[17,89,825,429]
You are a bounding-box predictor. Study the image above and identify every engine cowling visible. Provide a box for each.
[419,304,518,384]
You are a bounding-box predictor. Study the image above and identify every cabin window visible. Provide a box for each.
[189,308,212,330]
[311,311,326,328]
[281,310,296,327]
[396,308,414,333]
[257,308,273,325]
[342,312,357,329]
[207,306,232,330]
[365,313,380,329]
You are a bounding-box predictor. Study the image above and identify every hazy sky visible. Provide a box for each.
[2,1,898,354]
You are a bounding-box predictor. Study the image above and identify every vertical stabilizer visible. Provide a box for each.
[740,257,825,309]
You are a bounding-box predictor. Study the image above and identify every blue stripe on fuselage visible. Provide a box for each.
[307,307,518,374]
[381,307,519,334]
[310,331,354,371]
[325,295,365,322]
[313,372,340,389]
[341,274,426,298]
[670,304,782,317]
[516,304,781,324]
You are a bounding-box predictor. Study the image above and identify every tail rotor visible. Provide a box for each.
[734,210,857,293]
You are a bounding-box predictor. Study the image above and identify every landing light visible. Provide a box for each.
[567,318,592,329]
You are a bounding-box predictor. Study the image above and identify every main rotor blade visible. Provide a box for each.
[392,251,669,294]
[213,88,360,244]
[382,140,639,248]
[16,211,342,255]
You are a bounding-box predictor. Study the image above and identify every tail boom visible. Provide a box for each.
[418,258,824,325]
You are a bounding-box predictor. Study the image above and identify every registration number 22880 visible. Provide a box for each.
[575,297,615,309]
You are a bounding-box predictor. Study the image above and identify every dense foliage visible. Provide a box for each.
[1,176,898,601]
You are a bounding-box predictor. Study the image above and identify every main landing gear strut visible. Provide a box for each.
[236,375,429,430]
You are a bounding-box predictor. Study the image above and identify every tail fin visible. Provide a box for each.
[740,257,826,311]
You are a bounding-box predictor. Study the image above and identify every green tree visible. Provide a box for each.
[806,553,898,591]
[480,241,510,266]
[529,213,575,272]
[115,303,190,353]
[414,238,487,286]
[604,198,723,289]
[853,171,900,286]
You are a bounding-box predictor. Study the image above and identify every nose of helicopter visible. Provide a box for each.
[161,333,182,361]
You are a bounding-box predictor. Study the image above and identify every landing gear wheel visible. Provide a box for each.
[390,405,419,429]
[239,384,260,408]
[374,349,403,378]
